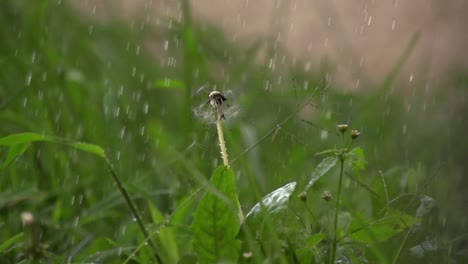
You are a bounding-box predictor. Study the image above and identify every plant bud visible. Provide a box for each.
[337,124,348,133]
[351,130,361,139]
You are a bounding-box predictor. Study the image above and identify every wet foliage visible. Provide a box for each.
[1,1,467,263]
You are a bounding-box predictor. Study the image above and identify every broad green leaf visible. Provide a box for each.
[192,166,240,263]
[246,182,297,218]
[0,232,24,253]
[304,156,338,192]
[153,78,185,89]
[0,143,30,172]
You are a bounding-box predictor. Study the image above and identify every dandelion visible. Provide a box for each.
[193,89,239,167]
[193,89,240,125]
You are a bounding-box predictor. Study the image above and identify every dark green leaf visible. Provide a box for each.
[192,166,240,263]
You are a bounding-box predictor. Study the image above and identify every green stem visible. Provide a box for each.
[215,114,245,221]
[106,160,163,264]
[216,116,229,168]
[330,155,345,264]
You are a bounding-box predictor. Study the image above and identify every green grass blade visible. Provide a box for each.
[0,143,30,172]
[0,232,24,254]
[0,132,53,145]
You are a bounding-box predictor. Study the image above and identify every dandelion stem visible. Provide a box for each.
[215,113,245,221]
[216,114,230,168]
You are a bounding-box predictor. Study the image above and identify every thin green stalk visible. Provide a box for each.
[215,113,244,221]
[330,155,345,264]
[216,116,229,168]
[106,160,163,264]
[392,225,411,264]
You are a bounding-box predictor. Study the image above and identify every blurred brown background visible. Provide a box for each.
[77,0,468,88]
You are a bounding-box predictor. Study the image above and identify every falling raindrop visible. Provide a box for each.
[143,103,149,114]
[73,216,80,227]
[136,45,141,55]
[120,126,126,139]
[25,72,32,86]
[31,51,36,63]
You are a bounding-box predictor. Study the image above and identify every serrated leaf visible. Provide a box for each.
[246,182,296,218]
[304,156,338,192]
[153,78,185,89]
[192,166,240,263]
[0,143,30,172]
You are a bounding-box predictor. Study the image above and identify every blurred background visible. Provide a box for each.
[1,0,467,262]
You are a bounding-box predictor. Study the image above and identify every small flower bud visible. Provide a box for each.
[322,191,332,202]
[337,124,348,133]
[298,191,307,202]
[21,212,34,226]
[351,130,361,139]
